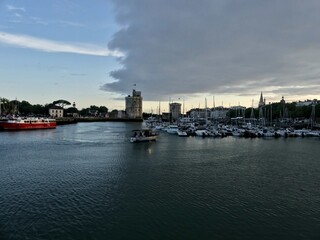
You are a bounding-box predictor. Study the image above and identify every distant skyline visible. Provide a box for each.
[1,0,320,112]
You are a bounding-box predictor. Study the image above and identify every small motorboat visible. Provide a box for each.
[130,129,158,143]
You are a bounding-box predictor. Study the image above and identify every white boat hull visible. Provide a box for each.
[177,130,188,137]
[130,136,157,143]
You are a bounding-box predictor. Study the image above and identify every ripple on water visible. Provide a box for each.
[1,123,320,239]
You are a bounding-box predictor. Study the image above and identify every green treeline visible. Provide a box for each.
[229,102,320,120]
[0,98,108,117]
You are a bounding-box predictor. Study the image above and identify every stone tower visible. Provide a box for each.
[169,102,181,122]
[125,89,143,119]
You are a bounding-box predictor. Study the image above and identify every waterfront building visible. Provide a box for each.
[169,102,181,122]
[49,106,64,118]
[230,106,246,118]
[117,110,126,119]
[109,110,118,118]
[296,99,318,107]
[187,107,228,121]
[88,109,99,116]
[210,107,228,120]
[188,108,206,119]
[125,89,143,119]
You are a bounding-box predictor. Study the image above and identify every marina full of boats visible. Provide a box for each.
[146,121,320,138]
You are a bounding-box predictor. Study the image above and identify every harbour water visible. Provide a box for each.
[0,122,319,239]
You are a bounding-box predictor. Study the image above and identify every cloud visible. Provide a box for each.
[6,5,26,12]
[30,17,48,25]
[6,4,84,28]
[0,31,124,57]
[102,0,320,101]
[54,20,85,27]
[6,4,25,23]
[14,13,22,18]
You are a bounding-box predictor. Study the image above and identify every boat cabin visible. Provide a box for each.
[132,129,155,137]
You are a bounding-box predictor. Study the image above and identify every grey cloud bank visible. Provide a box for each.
[102,0,320,101]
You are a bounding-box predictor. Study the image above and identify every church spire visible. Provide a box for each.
[259,92,265,107]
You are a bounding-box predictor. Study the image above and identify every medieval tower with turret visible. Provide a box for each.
[125,89,143,119]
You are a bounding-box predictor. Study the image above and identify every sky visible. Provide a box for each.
[1,0,320,112]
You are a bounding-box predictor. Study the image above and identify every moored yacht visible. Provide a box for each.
[177,129,188,137]
[166,125,179,134]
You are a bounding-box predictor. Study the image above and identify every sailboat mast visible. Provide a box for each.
[183,98,185,116]
[205,98,208,125]
[270,103,272,126]
[250,99,255,124]
[311,101,316,128]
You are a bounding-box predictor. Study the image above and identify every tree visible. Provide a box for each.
[79,108,89,116]
[52,99,71,108]
[98,106,108,114]
[19,101,32,115]
[31,104,47,116]
[0,98,10,115]
[65,106,79,117]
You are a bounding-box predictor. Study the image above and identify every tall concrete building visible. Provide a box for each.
[169,102,181,122]
[125,89,143,119]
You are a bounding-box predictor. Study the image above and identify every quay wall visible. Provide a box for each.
[56,117,143,125]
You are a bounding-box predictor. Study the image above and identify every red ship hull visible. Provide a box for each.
[0,119,56,130]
